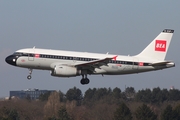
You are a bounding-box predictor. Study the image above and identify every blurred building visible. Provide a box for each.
[10,88,55,100]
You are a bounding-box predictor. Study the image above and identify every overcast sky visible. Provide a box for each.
[0,1,180,97]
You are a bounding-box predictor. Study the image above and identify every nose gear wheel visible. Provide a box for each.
[27,75,31,79]
[27,69,33,80]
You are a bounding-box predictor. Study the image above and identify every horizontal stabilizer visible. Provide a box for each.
[150,61,172,66]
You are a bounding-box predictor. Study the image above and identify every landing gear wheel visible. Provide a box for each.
[80,73,90,85]
[80,79,85,85]
[80,78,90,85]
[85,78,90,84]
[27,69,33,80]
[27,75,31,80]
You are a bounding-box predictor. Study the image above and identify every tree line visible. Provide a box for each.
[0,86,180,120]
[39,86,180,105]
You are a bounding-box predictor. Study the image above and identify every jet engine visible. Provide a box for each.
[51,65,81,77]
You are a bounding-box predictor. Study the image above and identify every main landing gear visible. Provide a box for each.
[80,74,90,85]
[27,69,33,80]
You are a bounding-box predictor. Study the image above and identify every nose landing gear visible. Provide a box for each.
[27,69,33,80]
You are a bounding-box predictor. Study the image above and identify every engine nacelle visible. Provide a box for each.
[51,65,81,77]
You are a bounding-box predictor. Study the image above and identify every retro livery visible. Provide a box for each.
[5,29,175,85]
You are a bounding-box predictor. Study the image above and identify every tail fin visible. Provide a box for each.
[136,29,174,61]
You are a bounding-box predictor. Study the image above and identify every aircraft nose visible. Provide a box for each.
[5,55,17,66]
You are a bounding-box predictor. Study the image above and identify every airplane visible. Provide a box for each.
[5,29,175,85]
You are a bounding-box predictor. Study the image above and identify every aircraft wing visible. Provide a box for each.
[74,56,117,68]
[150,61,172,66]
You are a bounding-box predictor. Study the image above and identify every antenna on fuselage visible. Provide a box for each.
[33,46,36,49]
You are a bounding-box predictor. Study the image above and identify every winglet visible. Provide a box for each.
[113,55,118,60]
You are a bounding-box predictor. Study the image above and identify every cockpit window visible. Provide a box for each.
[22,53,28,56]
[13,52,28,56]
[13,52,23,56]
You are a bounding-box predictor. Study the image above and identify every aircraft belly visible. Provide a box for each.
[102,64,156,75]
[93,68,106,74]
[101,64,134,75]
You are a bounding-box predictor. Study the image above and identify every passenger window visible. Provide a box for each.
[29,54,34,57]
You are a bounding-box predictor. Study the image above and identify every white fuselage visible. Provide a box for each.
[5,29,175,84]
[13,48,173,76]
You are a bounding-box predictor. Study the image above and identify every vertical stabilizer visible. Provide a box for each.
[136,29,174,61]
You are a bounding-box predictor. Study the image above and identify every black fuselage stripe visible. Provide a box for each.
[14,52,150,66]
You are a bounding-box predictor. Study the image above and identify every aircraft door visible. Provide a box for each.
[28,50,34,61]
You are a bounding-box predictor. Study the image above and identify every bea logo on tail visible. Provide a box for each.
[155,40,166,52]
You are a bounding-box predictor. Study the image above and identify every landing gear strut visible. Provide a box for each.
[80,74,90,85]
[27,69,33,80]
